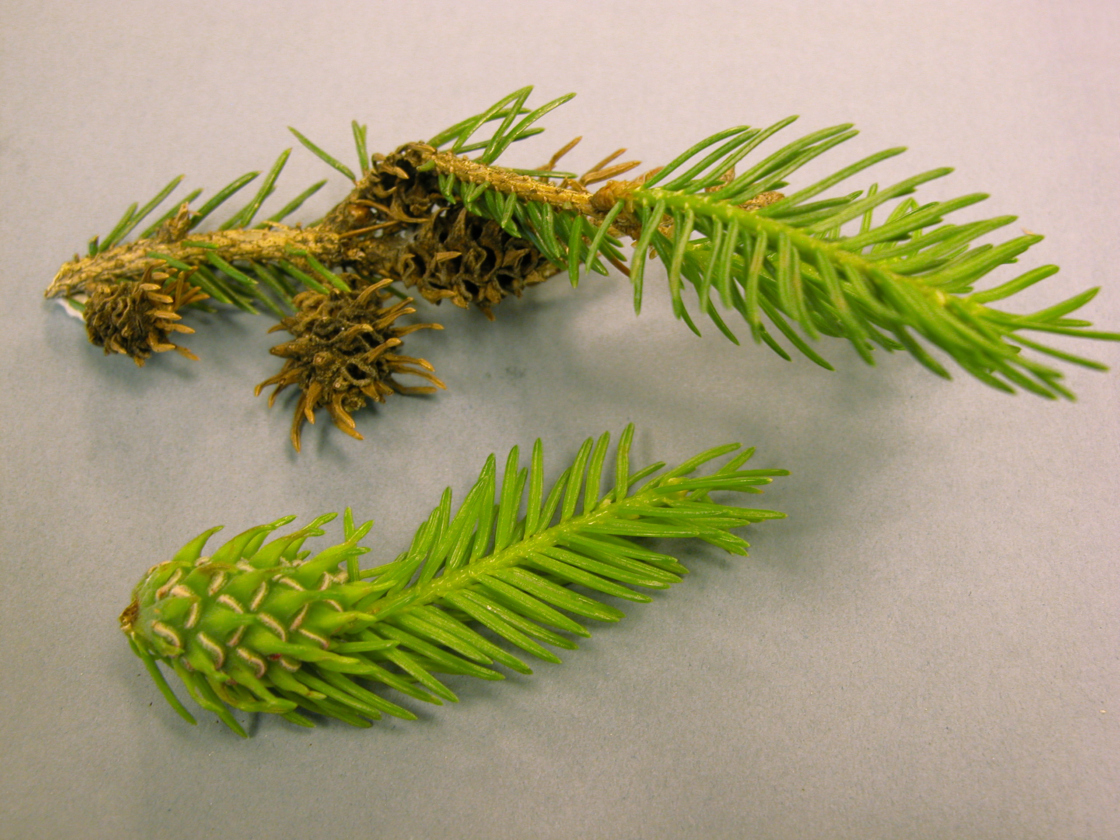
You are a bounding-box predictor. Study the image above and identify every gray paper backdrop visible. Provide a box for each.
[1,2,1117,838]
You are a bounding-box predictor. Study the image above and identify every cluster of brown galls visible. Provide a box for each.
[345,144,557,317]
[254,146,558,449]
[83,145,558,450]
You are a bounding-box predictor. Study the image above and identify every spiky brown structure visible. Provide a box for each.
[365,144,444,222]
[322,143,557,319]
[317,143,443,239]
[256,279,444,451]
[393,206,556,319]
[83,266,208,366]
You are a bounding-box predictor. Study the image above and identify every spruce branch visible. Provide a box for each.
[120,426,787,735]
[46,103,555,442]
[46,86,1118,449]
[418,91,1119,399]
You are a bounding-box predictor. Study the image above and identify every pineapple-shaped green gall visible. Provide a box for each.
[122,426,788,736]
[120,512,402,735]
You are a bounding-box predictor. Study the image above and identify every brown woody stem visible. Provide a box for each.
[420,146,599,215]
[46,226,345,299]
[414,144,648,237]
[45,143,656,303]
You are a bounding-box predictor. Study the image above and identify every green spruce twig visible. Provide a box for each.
[120,426,786,735]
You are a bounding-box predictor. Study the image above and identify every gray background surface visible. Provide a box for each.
[1,1,1117,838]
